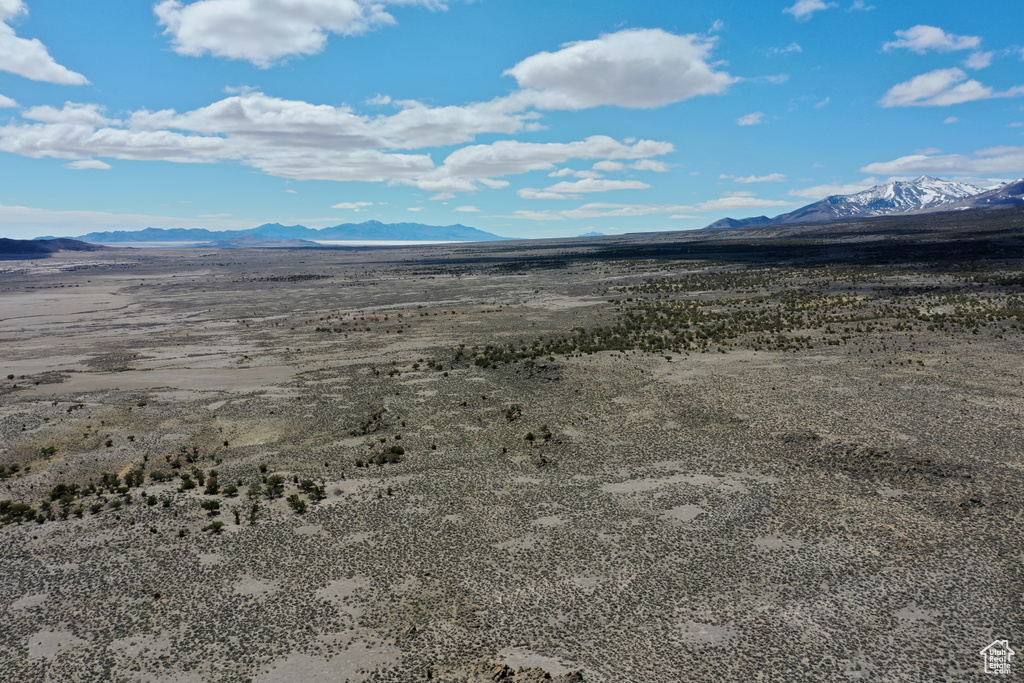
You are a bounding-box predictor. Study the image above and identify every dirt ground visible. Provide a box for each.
[0,223,1022,681]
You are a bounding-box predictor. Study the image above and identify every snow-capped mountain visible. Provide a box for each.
[704,175,1024,230]
[772,176,987,225]
[953,178,1024,209]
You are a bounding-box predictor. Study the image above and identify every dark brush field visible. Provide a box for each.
[1,210,1023,682]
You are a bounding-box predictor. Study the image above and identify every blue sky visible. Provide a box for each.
[1,0,1023,239]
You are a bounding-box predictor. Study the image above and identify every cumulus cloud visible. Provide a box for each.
[518,178,650,200]
[24,102,117,126]
[504,28,735,109]
[632,159,669,172]
[0,93,16,107]
[154,0,448,67]
[0,70,678,193]
[789,178,880,200]
[517,188,577,200]
[861,146,1024,176]
[883,25,981,54]
[331,201,374,210]
[692,196,793,212]
[131,91,531,151]
[734,173,787,184]
[454,205,479,212]
[429,136,674,184]
[503,196,793,221]
[505,203,692,221]
[592,160,625,173]
[0,0,88,84]
[65,159,111,170]
[783,0,836,21]
[879,68,1024,107]
[736,112,766,126]
[964,51,994,70]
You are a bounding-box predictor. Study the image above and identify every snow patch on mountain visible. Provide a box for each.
[823,176,985,217]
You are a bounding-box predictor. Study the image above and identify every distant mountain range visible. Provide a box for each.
[705,176,1024,230]
[52,221,511,244]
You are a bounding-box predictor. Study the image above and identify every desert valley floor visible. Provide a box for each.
[0,217,1022,681]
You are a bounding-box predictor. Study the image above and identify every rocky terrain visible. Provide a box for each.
[0,216,1022,681]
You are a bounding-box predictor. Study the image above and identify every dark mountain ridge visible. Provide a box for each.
[0,238,109,259]
[65,221,511,244]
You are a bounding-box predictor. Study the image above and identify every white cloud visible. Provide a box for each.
[134,91,531,151]
[505,203,692,221]
[692,196,794,212]
[0,1,88,84]
[815,97,831,109]
[848,1,874,10]
[65,159,111,170]
[331,201,374,210]
[0,90,676,193]
[964,51,994,70]
[547,179,650,193]
[503,196,793,221]
[0,200,255,239]
[454,205,479,212]
[429,192,455,200]
[285,188,297,193]
[883,25,981,54]
[23,102,117,126]
[428,136,674,186]
[154,0,448,67]
[784,0,836,21]
[518,178,651,200]
[944,116,959,123]
[767,42,802,57]
[406,206,425,212]
[592,160,625,172]
[0,93,16,107]
[879,68,1024,107]
[862,146,1024,175]
[734,173,787,184]
[504,28,735,110]
[789,178,880,200]
[736,112,766,126]
[632,159,669,172]
[517,188,579,200]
